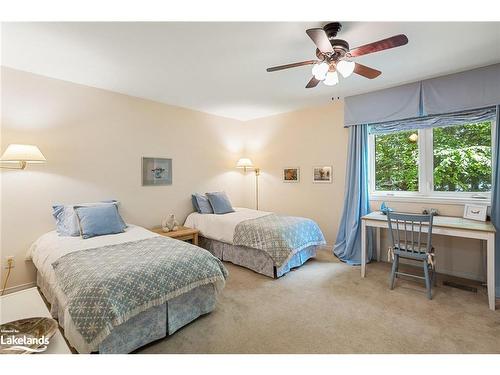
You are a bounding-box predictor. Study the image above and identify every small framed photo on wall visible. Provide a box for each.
[463,204,487,221]
[142,157,172,186]
[283,167,300,183]
[313,166,333,183]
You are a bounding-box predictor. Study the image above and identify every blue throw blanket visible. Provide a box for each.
[233,214,326,267]
[52,236,227,352]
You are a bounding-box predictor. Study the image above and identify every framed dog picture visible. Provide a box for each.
[463,204,487,221]
[283,167,300,183]
[312,166,333,183]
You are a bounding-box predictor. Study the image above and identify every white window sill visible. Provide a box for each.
[370,194,491,206]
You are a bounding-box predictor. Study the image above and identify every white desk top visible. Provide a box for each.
[1,287,71,354]
[362,211,496,233]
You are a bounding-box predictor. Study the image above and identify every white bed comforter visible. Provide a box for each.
[27,225,159,303]
[184,207,271,244]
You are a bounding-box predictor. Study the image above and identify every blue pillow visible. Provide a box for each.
[75,204,126,239]
[192,193,214,214]
[52,200,125,236]
[206,192,234,214]
[191,195,200,212]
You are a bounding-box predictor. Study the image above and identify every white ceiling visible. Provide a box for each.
[2,22,500,120]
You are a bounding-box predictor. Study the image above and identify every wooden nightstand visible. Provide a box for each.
[151,226,199,246]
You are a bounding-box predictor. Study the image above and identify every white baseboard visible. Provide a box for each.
[1,282,36,296]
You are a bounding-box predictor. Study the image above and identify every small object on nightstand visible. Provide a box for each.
[151,226,199,246]
[380,202,393,215]
[423,208,439,216]
[161,214,179,232]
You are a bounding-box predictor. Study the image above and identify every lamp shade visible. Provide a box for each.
[236,158,254,169]
[0,144,47,163]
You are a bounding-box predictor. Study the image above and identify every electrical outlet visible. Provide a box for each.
[4,256,15,269]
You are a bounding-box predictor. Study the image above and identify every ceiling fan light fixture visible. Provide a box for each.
[323,71,339,86]
[336,60,355,78]
[311,62,329,80]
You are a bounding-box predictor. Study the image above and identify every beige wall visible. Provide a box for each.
[241,102,348,246]
[1,67,246,290]
[0,67,486,292]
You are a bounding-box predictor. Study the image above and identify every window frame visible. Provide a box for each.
[368,120,495,205]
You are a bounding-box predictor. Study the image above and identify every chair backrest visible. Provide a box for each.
[386,212,434,254]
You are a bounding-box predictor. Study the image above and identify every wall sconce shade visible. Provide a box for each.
[0,144,47,170]
[236,158,254,169]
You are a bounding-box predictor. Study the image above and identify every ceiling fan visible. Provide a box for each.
[266,22,408,88]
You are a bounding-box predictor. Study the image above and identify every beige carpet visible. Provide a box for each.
[138,249,500,354]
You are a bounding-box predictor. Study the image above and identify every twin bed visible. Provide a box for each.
[185,207,326,278]
[28,207,325,353]
[28,225,227,354]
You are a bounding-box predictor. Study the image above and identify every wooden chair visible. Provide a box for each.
[386,212,435,299]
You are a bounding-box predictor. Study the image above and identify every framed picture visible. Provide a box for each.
[283,167,300,183]
[463,204,487,222]
[313,166,333,183]
[142,157,172,186]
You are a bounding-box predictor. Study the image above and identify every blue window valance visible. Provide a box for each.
[345,63,500,128]
[368,106,497,135]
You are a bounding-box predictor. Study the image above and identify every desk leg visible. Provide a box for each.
[193,233,199,246]
[376,227,381,262]
[486,233,496,311]
[361,220,366,278]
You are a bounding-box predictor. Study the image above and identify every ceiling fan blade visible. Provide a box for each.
[305,76,320,88]
[349,34,408,57]
[306,28,334,54]
[353,63,382,79]
[266,60,317,72]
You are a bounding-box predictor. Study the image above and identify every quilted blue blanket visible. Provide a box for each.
[52,236,227,352]
[233,214,326,267]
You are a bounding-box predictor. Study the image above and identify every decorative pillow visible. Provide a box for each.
[191,195,200,213]
[192,193,214,214]
[52,200,125,236]
[206,192,234,214]
[75,204,126,239]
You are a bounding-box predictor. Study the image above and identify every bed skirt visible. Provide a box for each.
[198,237,317,278]
[36,272,217,353]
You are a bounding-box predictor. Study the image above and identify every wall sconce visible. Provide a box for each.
[0,144,47,170]
[236,157,261,210]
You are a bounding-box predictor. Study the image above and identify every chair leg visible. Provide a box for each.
[423,260,432,300]
[389,255,398,290]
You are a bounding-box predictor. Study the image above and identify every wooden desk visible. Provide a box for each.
[0,287,71,354]
[361,211,496,311]
[151,226,199,245]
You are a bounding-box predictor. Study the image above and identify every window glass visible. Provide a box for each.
[374,130,419,191]
[433,122,492,192]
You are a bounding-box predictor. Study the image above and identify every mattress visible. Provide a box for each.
[184,207,272,244]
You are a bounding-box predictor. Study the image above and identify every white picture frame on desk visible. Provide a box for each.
[463,204,488,221]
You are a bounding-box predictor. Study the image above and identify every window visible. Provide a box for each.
[369,120,494,202]
[374,129,419,192]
